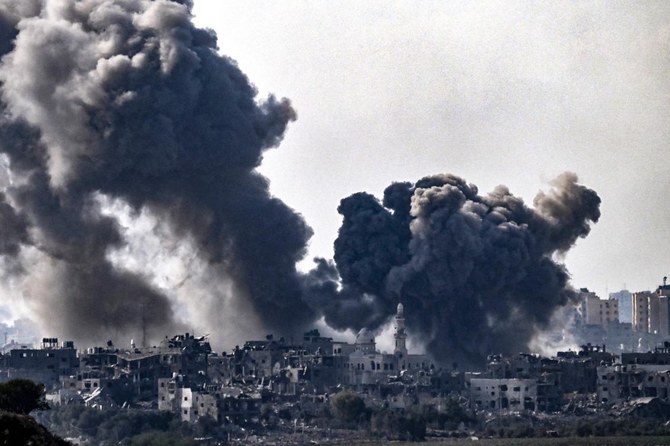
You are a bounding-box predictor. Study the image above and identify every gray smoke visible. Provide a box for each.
[304,172,600,367]
[0,1,602,362]
[0,0,313,344]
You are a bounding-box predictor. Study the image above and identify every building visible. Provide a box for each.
[346,303,434,385]
[631,280,670,336]
[158,376,218,422]
[347,329,398,385]
[633,291,653,333]
[610,289,633,324]
[578,289,619,329]
[466,377,537,411]
[7,338,79,389]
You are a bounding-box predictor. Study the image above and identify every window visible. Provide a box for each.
[184,397,188,401]
[513,387,521,392]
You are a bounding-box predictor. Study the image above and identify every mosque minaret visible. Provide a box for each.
[394,302,408,357]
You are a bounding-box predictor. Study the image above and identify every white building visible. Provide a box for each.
[578,289,618,329]
[346,303,433,385]
[467,377,537,411]
[158,376,218,422]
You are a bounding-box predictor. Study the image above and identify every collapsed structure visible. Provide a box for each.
[0,316,668,427]
[0,303,436,422]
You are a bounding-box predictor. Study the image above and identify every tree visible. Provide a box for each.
[370,409,426,441]
[330,390,366,424]
[0,379,49,415]
[0,411,71,446]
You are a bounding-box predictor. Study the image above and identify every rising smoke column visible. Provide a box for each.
[306,172,600,367]
[0,0,314,343]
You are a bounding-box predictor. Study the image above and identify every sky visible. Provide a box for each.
[191,0,670,298]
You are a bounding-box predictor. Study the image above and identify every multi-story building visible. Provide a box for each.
[632,281,670,336]
[466,377,537,411]
[610,289,632,323]
[6,338,79,389]
[633,291,653,333]
[578,289,619,329]
[158,376,218,422]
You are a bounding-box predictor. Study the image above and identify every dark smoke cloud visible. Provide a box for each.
[0,191,27,255]
[0,0,312,344]
[0,0,602,362]
[306,172,600,367]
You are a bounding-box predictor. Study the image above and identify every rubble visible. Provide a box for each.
[7,306,670,443]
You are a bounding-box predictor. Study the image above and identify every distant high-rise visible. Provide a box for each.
[632,291,653,333]
[631,279,670,336]
[578,288,618,328]
[610,289,632,323]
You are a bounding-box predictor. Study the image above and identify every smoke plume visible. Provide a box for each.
[0,0,312,344]
[305,172,600,367]
[0,1,601,365]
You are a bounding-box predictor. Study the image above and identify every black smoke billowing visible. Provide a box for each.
[305,172,600,367]
[0,0,312,343]
[0,1,600,364]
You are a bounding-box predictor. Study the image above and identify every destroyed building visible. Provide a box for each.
[3,338,78,389]
[6,300,670,434]
[597,343,670,404]
[467,377,538,411]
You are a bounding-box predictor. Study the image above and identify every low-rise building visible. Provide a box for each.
[466,376,537,411]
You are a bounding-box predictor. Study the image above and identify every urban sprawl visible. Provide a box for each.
[5,280,670,444]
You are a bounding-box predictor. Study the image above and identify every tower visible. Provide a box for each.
[394,302,408,357]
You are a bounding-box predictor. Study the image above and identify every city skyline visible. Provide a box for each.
[0,1,667,361]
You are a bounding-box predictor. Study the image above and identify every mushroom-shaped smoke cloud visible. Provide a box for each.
[304,172,600,367]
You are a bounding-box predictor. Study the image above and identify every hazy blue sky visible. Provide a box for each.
[192,1,670,297]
